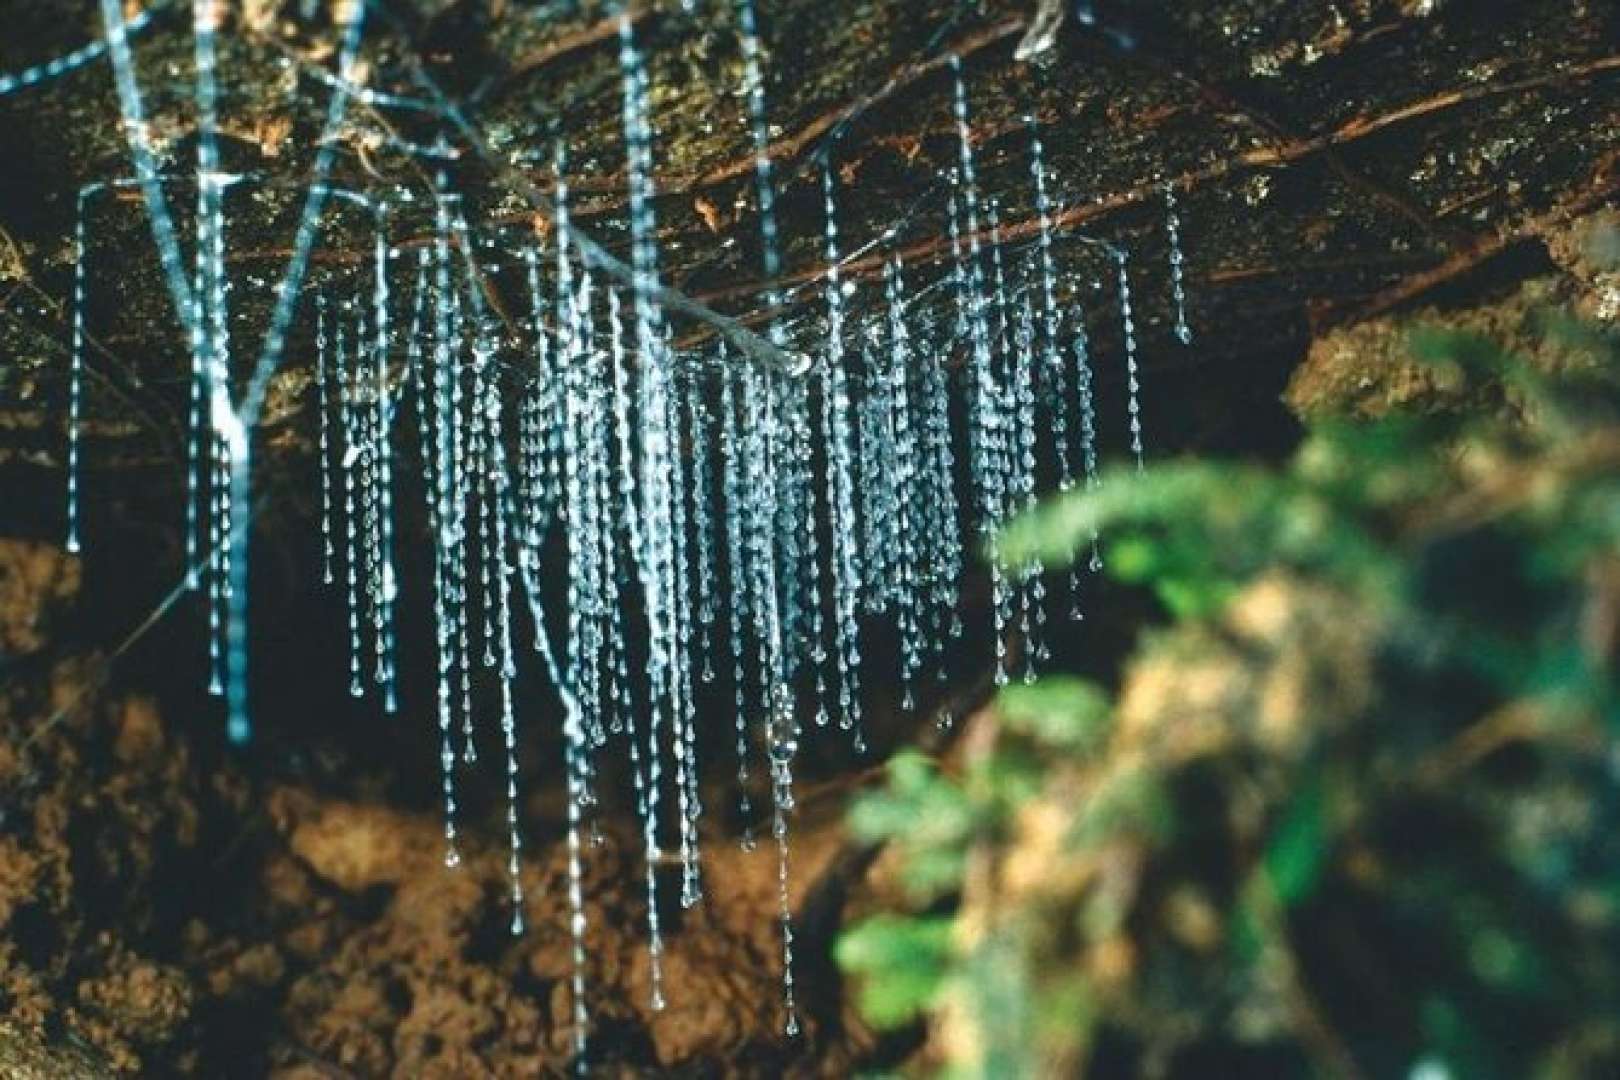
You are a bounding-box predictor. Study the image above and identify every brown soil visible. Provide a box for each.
[0,539,875,1077]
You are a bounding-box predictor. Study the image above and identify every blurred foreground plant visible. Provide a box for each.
[840,312,1620,1078]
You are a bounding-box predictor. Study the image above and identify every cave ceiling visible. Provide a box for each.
[0,0,1616,538]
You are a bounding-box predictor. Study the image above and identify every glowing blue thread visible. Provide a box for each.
[0,5,158,97]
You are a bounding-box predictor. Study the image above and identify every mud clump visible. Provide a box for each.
[0,538,862,1076]
[0,540,80,658]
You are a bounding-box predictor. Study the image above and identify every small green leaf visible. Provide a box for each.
[837,915,954,1028]
[997,676,1111,751]
[1264,767,1327,906]
[1108,534,1160,581]
[1156,575,1236,620]
[848,752,977,900]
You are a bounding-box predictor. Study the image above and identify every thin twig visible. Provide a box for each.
[489,4,654,97]
[683,55,1620,316]
[1345,156,1620,323]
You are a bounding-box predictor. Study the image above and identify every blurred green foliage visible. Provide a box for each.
[839,312,1620,1078]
